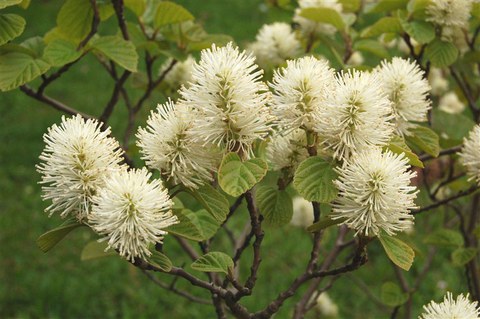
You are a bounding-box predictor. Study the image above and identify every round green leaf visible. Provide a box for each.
[166,209,220,242]
[90,36,138,72]
[293,156,338,203]
[379,234,415,271]
[401,20,435,44]
[57,0,94,40]
[0,0,22,9]
[406,125,440,157]
[81,240,115,261]
[0,14,26,46]
[37,218,83,253]
[154,1,194,29]
[189,184,229,223]
[299,7,345,30]
[451,248,477,267]
[424,229,464,247]
[0,52,50,91]
[380,282,409,307]
[424,39,459,67]
[149,251,173,272]
[256,186,293,227]
[361,17,402,38]
[191,252,233,274]
[385,135,424,168]
[44,39,82,66]
[218,152,268,197]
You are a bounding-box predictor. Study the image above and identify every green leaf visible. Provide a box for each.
[367,0,408,13]
[81,240,115,261]
[380,282,409,307]
[354,39,390,59]
[299,7,345,30]
[166,209,220,241]
[154,1,194,29]
[90,36,138,72]
[424,39,459,67]
[0,14,25,46]
[98,2,114,21]
[37,218,83,253]
[379,235,415,271]
[386,135,424,168]
[0,52,50,91]
[406,125,440,157]
[218,153,268,197]
[191,252,233,274]
[189,34,234,51]
[338,0,361,12]
[21,37,45,58]
[408,0,431,19]
[149,251,173,272]
[307,216,346,233]
[293,156,338,203]
[125,0,146,16]
[57,0,94,40]
[361,17,402,38]
[432,109,475,143]
[452,248,477,267]
[44,39,82,66]
[0,0,21,9]
[255,186,293,227]
[401,20,435,44]
[18,0,29,9]
[189,184,229,223]
[424,229,464,247]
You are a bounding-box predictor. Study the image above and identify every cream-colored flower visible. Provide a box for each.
[89,168,178,262]
[439,91,465,114]
[37,115,125,221]
[459,124,480,185]
[420,292,480,319]
[290,196,314,228]
[266,129,309,171]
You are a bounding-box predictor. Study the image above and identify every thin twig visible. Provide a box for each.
[413,186,479,215]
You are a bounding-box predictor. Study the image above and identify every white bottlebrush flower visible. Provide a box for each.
[332,148,417,236]
[315,70,394,161]
[427,0,472,29]
[89,168,178,262]
[37,115,125,221]
[375,57,431,136]
[180,42,273,157]
[270,56,335,131]
[315,292,339,318]
[159,56,195,89]
[439,91,465,114]
[137,100,219,189]
[459,125,480,185]
[266,129,309,170]
[429,67,449,95]
[420,292,480,319]
[248,22,301,69]
[290,196,314,228]
[293,0,343,37]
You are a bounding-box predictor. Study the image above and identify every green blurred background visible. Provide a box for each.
[0,1,468,318]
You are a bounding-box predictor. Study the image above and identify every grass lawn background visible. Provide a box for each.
[0,1,468,318]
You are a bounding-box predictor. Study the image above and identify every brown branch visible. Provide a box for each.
[112,0,129,40]
[78,0,100,49]
[419,145,462,162]
[450,67,480,121]
[142,270,211,305]
[99,70,131,124]
[20,85,92,118]
[413,185,479,215]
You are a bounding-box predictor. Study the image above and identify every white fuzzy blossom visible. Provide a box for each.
[346,51,364,66]
[439,91,465,114]
[332,148,417,236]
[180,43,273,157]
[270,56,335,131]
[427,0,472,29]
[293,0,343,37]
[315,70,394,161]
[459,124,480,185]
[290,196,314,228]
[420,292,480,319]
[137,100,219,189]
[266,129,309,170]
[37,115,125,221]
[159,56,195,89]
[89,168,178,262]
[315,293,339,318]
[248,22,301,69]
[375,58,431,136]
[429,68,449,95]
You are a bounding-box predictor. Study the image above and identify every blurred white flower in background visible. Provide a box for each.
[266,129,309,171]
[459,124,480,185]
[346,51,364,66]
[294,0,343,37]
[439,91,465,114]
[290,196,314,228]
[315,292,339,318]
[159,56,195,90]
[427,0,472,29]
[429,68,449,96]
[89,168,178,262]
[37,115,125,221]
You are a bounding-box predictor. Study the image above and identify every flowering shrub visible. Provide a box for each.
[5,0,480,317]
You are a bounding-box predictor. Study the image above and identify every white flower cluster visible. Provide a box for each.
[420,292,480,319]
[248,22,301,69]
[38,115,178,262]
[427,0,473,42]
[460,124,480,185]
